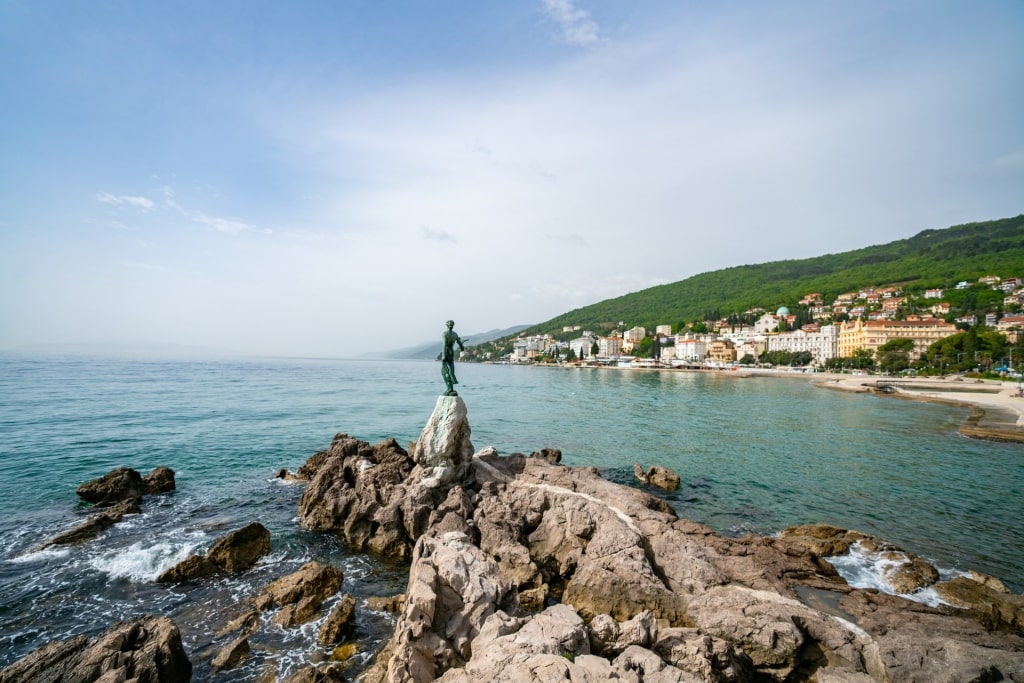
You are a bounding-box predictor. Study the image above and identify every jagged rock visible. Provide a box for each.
[255,560,342,613]
[76,466,146,506]
[206,521,270,573]
[529,448,562,464]
[156,554,216,583]
[880,553,939,594]
[0,615,191,683]
[652,627,755,682]
[211,634,250,671]
[587,610,657,656]
[297,418,1024,683]
[933,576,1024,631]
[157,521,270,582]
[143,466,176,494]
[37,498,140,549]
[777,524,870,556]
[297,434,422,559]
[319,594,357,645]
[633,463,681,491]
[377,531,516,683]
[410,395,474,488]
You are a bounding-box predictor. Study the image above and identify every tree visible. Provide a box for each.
[591,341,600,357]
[852,348,875,369]
[565,347,577,362]
[876,338,914,374]
[739,354,755,365]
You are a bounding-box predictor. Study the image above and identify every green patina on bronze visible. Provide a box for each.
[441,320,466,396]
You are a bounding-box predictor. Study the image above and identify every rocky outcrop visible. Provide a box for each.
[633,462,681,490]
[76,466,147,505]
[37,498,141,550]
[0,615,191,683]
[295,401,1024,683]
[143,466,177,494]
[157,521,270,582]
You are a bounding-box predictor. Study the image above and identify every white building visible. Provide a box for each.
[765,325,839,365]
[672,334,709,362]
[655,324,673,336]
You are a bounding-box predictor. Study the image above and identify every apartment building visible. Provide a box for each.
[838,318,957,361]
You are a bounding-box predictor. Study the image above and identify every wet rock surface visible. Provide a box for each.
[157,521,270,582]
[0,615,192,683]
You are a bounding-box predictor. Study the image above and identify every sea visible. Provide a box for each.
[1,353,1022,680]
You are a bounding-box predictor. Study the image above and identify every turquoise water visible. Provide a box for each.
[1,354,1022,677]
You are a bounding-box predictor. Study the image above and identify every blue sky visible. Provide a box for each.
[1,1,1022,357]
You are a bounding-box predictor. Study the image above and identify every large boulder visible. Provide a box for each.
[0,615,191,683]
[157,522,270,582]
[255,560,343,627]
[76,466,146,506]
[143,466,176,494]
[411,395,474,488]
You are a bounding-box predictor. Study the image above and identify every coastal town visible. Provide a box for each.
[473,274,1024,376]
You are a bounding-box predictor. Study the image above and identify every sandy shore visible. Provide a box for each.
[814,373,1024,443]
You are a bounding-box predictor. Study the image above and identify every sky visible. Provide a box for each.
[1,1,1022,358]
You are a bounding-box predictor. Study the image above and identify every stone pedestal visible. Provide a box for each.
[414,395,474,488]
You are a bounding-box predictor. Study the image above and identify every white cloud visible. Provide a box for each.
[540,0,600,46]
[96,192,156,212]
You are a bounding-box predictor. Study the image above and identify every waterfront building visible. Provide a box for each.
[706,339,736,364]
[673,334,708,362]
[838,318,957,361]
[766,325,839,365]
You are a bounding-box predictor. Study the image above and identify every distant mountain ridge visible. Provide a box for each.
[516,214,1024,337]
[370,325,531,360]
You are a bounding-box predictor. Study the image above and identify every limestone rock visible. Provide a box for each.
[211,634,250,671]
[319,593,357,646]
[633,463,681,491]
[652,627,755,682]
[587,610,656,656]
[157,521,270,582]
[76,466,146,506]
[366,594,405,613]
[934,576,1024,631]
[411,395,474,488]
[206,521,271,573]
[256,561,342,613]
[880,554,939,594]
[156,554,216,583]
[777,524,870,557]
[143,466,176,494]
[296,435,421,559]
[37,498,140,549]
[381,531,515,683]
[0,615,191,683]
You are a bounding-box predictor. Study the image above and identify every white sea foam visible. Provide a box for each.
[826,540,964,608]
[6,545,71,564]
[89,538,203,582]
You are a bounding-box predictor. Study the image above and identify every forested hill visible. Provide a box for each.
[521,214,1024,336]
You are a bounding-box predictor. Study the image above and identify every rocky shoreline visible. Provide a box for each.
[3,396,1023,681]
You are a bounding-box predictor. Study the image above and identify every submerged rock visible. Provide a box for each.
[0,615,191,683]
[633,462,681,490]
[37,498,141,550]
[143,466,176,494]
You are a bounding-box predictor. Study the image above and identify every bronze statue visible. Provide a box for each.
[441,320,466,396]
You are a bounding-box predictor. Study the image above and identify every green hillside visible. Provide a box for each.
[521,214,1024,336]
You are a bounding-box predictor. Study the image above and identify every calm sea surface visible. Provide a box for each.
[1,354,1022,678]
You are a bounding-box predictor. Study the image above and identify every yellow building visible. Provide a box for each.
[838,318,957,360]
